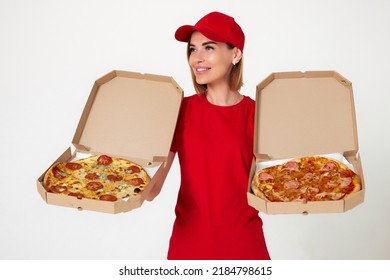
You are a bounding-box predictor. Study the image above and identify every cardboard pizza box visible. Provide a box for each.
[247,71,365,214]
[37,70,183,214]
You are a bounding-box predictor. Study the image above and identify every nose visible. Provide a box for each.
[191,50,204,64]
[197,56,205,63]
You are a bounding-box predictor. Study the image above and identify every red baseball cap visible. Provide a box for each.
[175,11,245,52]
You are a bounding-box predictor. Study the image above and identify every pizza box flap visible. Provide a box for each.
[72,70,183,166]
[255,71,359,161]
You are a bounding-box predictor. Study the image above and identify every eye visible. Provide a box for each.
[205,45,214,51]
[188,46,196,53]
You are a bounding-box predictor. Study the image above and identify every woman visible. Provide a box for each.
[167,11,270,260]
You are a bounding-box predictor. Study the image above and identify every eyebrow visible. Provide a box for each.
[189,41,218,47]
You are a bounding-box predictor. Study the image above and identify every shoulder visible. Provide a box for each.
[181,93,205,108]
[183,93,204,103]
[242,95,255,110]
[177,93,204,119]
[242,95,255,104]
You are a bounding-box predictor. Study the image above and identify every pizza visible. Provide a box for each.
[44,154,151,202]
[251,156,361,202]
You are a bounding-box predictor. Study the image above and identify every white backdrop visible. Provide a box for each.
[1,0,389,260]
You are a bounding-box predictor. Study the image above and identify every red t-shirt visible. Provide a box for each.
[168,93,270,260]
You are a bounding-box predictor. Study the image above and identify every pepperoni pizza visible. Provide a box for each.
[44,155,150,202]
[251,156,361,202]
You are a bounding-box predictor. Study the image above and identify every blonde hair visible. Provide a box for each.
[186,42,244,94]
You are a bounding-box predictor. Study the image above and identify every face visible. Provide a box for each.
[188,31,239,87]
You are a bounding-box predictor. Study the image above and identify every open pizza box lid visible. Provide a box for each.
[37,70,183,214]
[247,71,365,214]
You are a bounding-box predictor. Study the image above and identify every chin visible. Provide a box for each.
[195,77,209,85]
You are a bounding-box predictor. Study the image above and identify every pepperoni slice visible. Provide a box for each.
[65,162,82,170]
[303,172,315,180]
[284,161,299,170]
[97,155,113,166]
[128,178,144,186]
[339,177,352,187]
[127,165,141,173]
[322,162,338,172]
[107,174,123,182]
[85,172,100,180]
[50,185,68,193]
[284,180,300,189]
[259,172,273,181]
[68,192,84,199]
[99,194,117,201]
[86,181,104,191]
[52,165,67,180]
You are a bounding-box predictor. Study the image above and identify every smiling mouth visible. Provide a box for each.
[195,67,210,73]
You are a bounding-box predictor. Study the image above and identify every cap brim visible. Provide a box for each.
[175,25,197,42]
[175,25,228,44]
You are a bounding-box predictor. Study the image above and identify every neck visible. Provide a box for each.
[205,87,243,106]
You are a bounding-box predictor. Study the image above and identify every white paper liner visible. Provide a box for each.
[255,153,355,173]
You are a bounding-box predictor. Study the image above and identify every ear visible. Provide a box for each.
[232,48,243,65]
